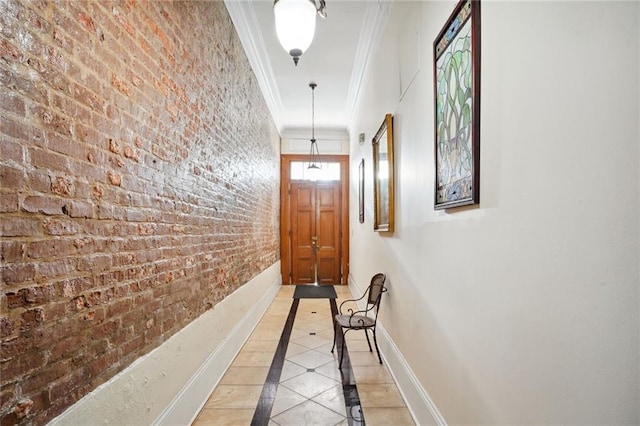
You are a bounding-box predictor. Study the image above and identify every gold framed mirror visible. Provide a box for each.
[372,114,394,233]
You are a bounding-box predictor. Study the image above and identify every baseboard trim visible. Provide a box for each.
[155,274,281,425]
[348,274,446,426]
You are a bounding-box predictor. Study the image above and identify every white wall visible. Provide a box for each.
[349,1,639,424]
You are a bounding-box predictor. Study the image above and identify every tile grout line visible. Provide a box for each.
[251,298,299,426]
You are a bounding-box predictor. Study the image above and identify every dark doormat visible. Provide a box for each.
[293,285,337,299]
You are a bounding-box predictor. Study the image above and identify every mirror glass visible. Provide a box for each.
[372,114,394,232]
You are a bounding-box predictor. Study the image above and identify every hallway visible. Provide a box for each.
[192,285,414,426]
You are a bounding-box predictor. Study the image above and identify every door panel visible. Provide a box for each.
[291,185,316,284]
[290,182,341,285]
[316,184,340,284]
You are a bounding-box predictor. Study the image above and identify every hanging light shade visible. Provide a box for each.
[274,0,317,66]
[308,82,321,170]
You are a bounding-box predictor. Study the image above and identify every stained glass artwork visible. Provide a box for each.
[434,0,480,209]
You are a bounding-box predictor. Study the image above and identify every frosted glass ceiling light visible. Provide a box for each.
[274,0,325,66]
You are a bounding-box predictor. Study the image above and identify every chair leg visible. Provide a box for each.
[372,328,382,364]
[364,328,373,352]
[338,330,345,369]
[331,321,337,354]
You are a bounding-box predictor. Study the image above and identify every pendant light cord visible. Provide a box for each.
[311,82,316,141]
[308,82,320,170]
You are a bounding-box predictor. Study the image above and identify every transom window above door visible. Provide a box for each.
[290,162,341,181]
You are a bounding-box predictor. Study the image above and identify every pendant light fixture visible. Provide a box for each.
[273,0,327,66]
[308,82,321,170]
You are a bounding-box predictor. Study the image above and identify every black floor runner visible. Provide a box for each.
[293,285,337,299]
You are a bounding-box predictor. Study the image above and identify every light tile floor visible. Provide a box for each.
[193,285,415,426]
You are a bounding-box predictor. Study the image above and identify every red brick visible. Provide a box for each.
[121,334,144,356]
[1,241,24,263]
[49,336,85,362]
[22,195,66,216]
[0,348,46,383]
[0,39,20,62]
[0,165,25,189]
[2,262,36,284]
[0,91,26,117]
[70,83,106,114]
[26,170,52,193]
[76,254,112,272]
[86,350,119,378]
[0,382,16,412]
[108,138,122,154]
[0,67,49,106]
[27,239,76,259]
[36,258,75,280]
[13,398,34,419]
[110,73,132,96]
[45,301,68,323]
[45,131,83,162]
[54,276,93,299]
[73,180,91,199]
[1,217,40,237]
[66,200,94,218]
[77,12,96,34]
[28,148,69,173]
[51,94,91,126]
[50,176,75,197]
[16,1,51,33]
[106,298,133,317]
[0,139,24,163]
[20,366,65,397]
[0,317,14,339]
[20,308,45,331]
[42,218,79,236]
[107,171,122,186]
[0,194,19,213]
[41,392,77,425]
[77,162,105,184]
[48,369,88,406]
[32,107,74,137]
[7,285,54,309]
[112,7,135,37]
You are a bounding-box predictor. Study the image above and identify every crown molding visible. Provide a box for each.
[224,0,284,133]
[345,0,392,133]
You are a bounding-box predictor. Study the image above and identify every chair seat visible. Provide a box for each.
[335,314,375,328]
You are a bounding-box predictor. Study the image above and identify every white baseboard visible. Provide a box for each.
[348,274,446,426]
[51,263,281,426]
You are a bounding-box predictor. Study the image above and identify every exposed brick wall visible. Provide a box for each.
[0,1,280,424]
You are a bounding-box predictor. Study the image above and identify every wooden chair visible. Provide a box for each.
[331,273,387,368]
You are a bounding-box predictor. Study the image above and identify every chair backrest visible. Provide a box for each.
[367,273,387,310]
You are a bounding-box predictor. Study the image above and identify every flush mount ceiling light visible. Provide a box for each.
[273,0,327,66]
[308,82,321,170]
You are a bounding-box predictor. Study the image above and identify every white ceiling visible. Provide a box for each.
[225,0,391,139]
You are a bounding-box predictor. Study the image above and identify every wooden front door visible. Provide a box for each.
[290,182,341,284]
